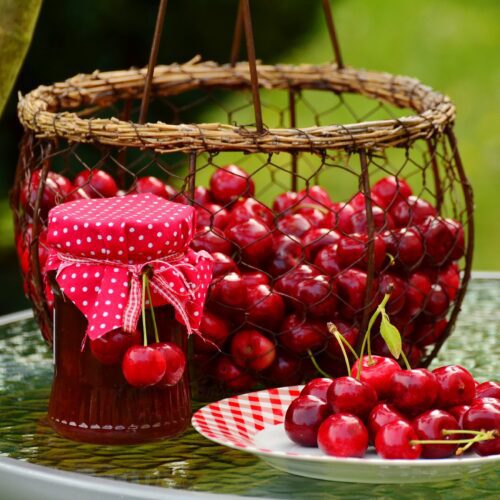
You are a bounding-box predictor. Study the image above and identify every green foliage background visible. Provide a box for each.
[0,0,499,314]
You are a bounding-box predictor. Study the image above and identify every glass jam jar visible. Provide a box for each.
[48,277,191,444]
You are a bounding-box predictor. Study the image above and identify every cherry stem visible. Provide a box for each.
[386,253,395,267]
[410,429,497,455]
[307,349,334,379]
[327,323,351,377]
[145,274,160,344]
[400,349,412,371]
[141,272,148,347]
[327,322,359,360]
[357,292,391,380]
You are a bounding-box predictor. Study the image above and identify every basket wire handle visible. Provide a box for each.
[139,0,168,125]
[322,0,344,68]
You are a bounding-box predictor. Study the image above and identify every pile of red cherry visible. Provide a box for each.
[17,164,465,393]
[285,361,500,459]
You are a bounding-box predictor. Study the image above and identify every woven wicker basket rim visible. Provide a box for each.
[17,58,455,154]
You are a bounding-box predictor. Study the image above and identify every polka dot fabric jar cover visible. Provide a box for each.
[45,193,213,340]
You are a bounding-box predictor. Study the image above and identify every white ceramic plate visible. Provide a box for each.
[192,385,500,484]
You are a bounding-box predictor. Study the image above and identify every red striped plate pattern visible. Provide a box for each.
[192,385,301,453]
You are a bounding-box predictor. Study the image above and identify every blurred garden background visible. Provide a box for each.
[0,0,499,314]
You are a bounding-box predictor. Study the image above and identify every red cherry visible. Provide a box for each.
[273,191,299,214]
[214,356,256,391]
[21,170,73,216]
[300,378,333,402]
[423,283,450,317]
[192,226,232,255]
[382,227,424,269]
[211,252,238,277]
[368,403,409,441]
[279,314,327,355]
[462,403,500,456]
[476,381,500,400]
[432,365,476,408]
[336,269,379,319]
[267,234,303,278]
[337,233,386,271]
[295,206,329,228]
[274,264,320,297]
[230,329,276,372]
[421,217,458,266]
[327,376,378,418]
[298,186,331,207]
[227,197,274,228]
[165,184,180,200]
[66,186,91,201]
[438,263,460,301]
[193,311,231,353]
[412,319,448,347]
[412,409,460,458]
[313,244,341,276]
[302,228,341,262]
[74,169,118,198]
[391,196,437,228]
[335,203,355,234]
[133,176,168,198]
[210,272,247,310]
[90,329,141,365]
[245,284,285,330]
[375,421,422,459]
[351,355,401,400]
[379,273,406,315]
[121,345,166,387]
[317,413,369,457]
[349,204,394,234]
[240,271,270,287]
[196,203,230,229]
[151,342,186,386]
[210,165,254,204]
[405,272,432,316]
[226,218,273,266]
[265,351,303,386]
[389,368,438,413]
[193,186,213,205]
[277,213,312,238]
[448,405,470,427]
[371,176,412,209]
[325,320,359,359]
[295,275,337,319]
[445,219,465,260]
[285,395,331,447]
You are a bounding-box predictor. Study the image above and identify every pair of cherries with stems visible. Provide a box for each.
[286,291,499,458]
[121,269,186,388]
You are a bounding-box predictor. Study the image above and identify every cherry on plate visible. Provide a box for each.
[300,378,333,402]
[432,365,476,408]
[327,376,378,419]
[351,355,401,400]
[375,420,422,459]
[317,413,369,457]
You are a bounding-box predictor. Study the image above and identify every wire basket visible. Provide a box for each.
[11,0,473,400]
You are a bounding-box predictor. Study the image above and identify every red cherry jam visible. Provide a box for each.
[48,282,191,444]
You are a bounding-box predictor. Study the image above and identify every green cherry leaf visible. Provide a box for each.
[380,312,402,359]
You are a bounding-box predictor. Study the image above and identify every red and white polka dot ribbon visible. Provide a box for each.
[45,194,213,340]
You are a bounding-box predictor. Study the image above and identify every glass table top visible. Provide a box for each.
[0,276,499,498]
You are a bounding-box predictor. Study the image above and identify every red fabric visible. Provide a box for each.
[45,193,213,339]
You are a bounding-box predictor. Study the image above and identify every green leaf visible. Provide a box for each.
[0,0,42,117]
[380,312,402,359]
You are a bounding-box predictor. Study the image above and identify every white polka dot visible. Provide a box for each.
[100,323,106,329]
[96,222,101,227]
[129,246,135,251]
[103,312,108,317]
[118,304,123,309]
[108,289,114,294]
[65,241,71,247]
[111,278,117,283]
[82,286,88,292]
[73,225,78,230]
[157,232,163,237]
[86,237,92,243]
[76,239,82,245]
[148,224,153,229]
[95,272,100,278]
[70,287,75,292]
[115,314,121,320]
[148,243,153,248]
[106,235,112,241]
[63,228,68,233]
[193,311,199,316]
[82,300,88,306]
[113,268,119,273]
[129,228,135,233]
[119,237,124,242]
[105,300,111,305]
[53,231,58,236]
[83,273,88,278]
